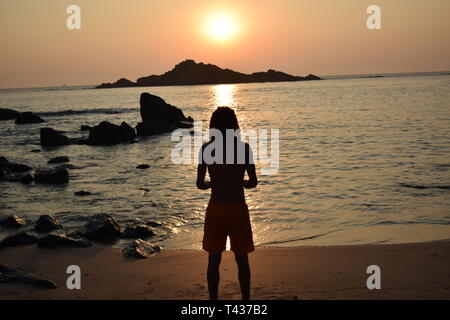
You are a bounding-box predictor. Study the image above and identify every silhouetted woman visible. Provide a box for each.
[197,106,258,300]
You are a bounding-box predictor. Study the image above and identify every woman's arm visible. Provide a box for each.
[243,163,258,188]
[243,143,258,188]
[196,163,211,190]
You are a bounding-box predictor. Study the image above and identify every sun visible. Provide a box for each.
[205,13,238,42]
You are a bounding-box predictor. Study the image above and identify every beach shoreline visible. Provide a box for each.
[1,240,449,300]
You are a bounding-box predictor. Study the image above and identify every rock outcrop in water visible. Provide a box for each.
[48,156,70,164]
[0,215,25,228]
[0,157,33,183]
[34,215,62,233]
[31,93,194,147]
[96,59,321,88]
[136,92,193,136]
[0,108,21,120]
[1,174,33,184]
[0,157,32,174]
[74,190,92,196]
[34,168,69,184]
[40,128,70,147]
[79,214,122,240]
[15,112,45,124]
[87,121,136,145]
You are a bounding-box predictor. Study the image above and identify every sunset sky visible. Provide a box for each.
[1,0,449,88]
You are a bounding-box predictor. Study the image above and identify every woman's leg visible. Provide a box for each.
[207,253,222,300]
[235,254,251,300]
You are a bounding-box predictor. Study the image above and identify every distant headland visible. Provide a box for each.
[95,59,321,89]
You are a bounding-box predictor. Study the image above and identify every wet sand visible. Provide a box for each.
[0,241,449,299]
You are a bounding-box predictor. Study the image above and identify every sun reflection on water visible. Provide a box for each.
[210,84,250,128]
[210,84,237,108]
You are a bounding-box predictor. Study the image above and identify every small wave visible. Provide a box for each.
[435,164,450,171]
[367,239,392,245]
[370,220,450,226]
[256,232,329,246]
[372,220,417,226]
[399,183,450,190]
[38,107,136,117]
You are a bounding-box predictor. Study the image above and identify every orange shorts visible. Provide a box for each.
[202,199,255,255]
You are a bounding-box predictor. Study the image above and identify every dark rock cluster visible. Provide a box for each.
[0,213,161,258]
[87,121,136,145]
[0,93,182,261]
[136,92,193,136]
[1,156,70,185]
[82,92,194,144]
[2,93,193,150]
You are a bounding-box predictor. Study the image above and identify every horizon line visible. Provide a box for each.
[1,69,449,91]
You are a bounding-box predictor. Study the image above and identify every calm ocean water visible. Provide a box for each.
[1,73,450,249]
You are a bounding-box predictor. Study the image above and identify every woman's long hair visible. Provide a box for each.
[208,107,245,164]
[209,106,239,134]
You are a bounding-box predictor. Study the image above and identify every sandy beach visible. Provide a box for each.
[1,240,449,300]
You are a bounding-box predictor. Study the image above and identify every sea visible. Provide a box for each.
[1,71,450,250]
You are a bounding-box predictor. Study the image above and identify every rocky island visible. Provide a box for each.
[96,59,321,89]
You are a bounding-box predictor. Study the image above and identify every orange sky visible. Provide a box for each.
[1,0,449,88]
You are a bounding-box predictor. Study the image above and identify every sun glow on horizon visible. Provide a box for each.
[205,12,238,42]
